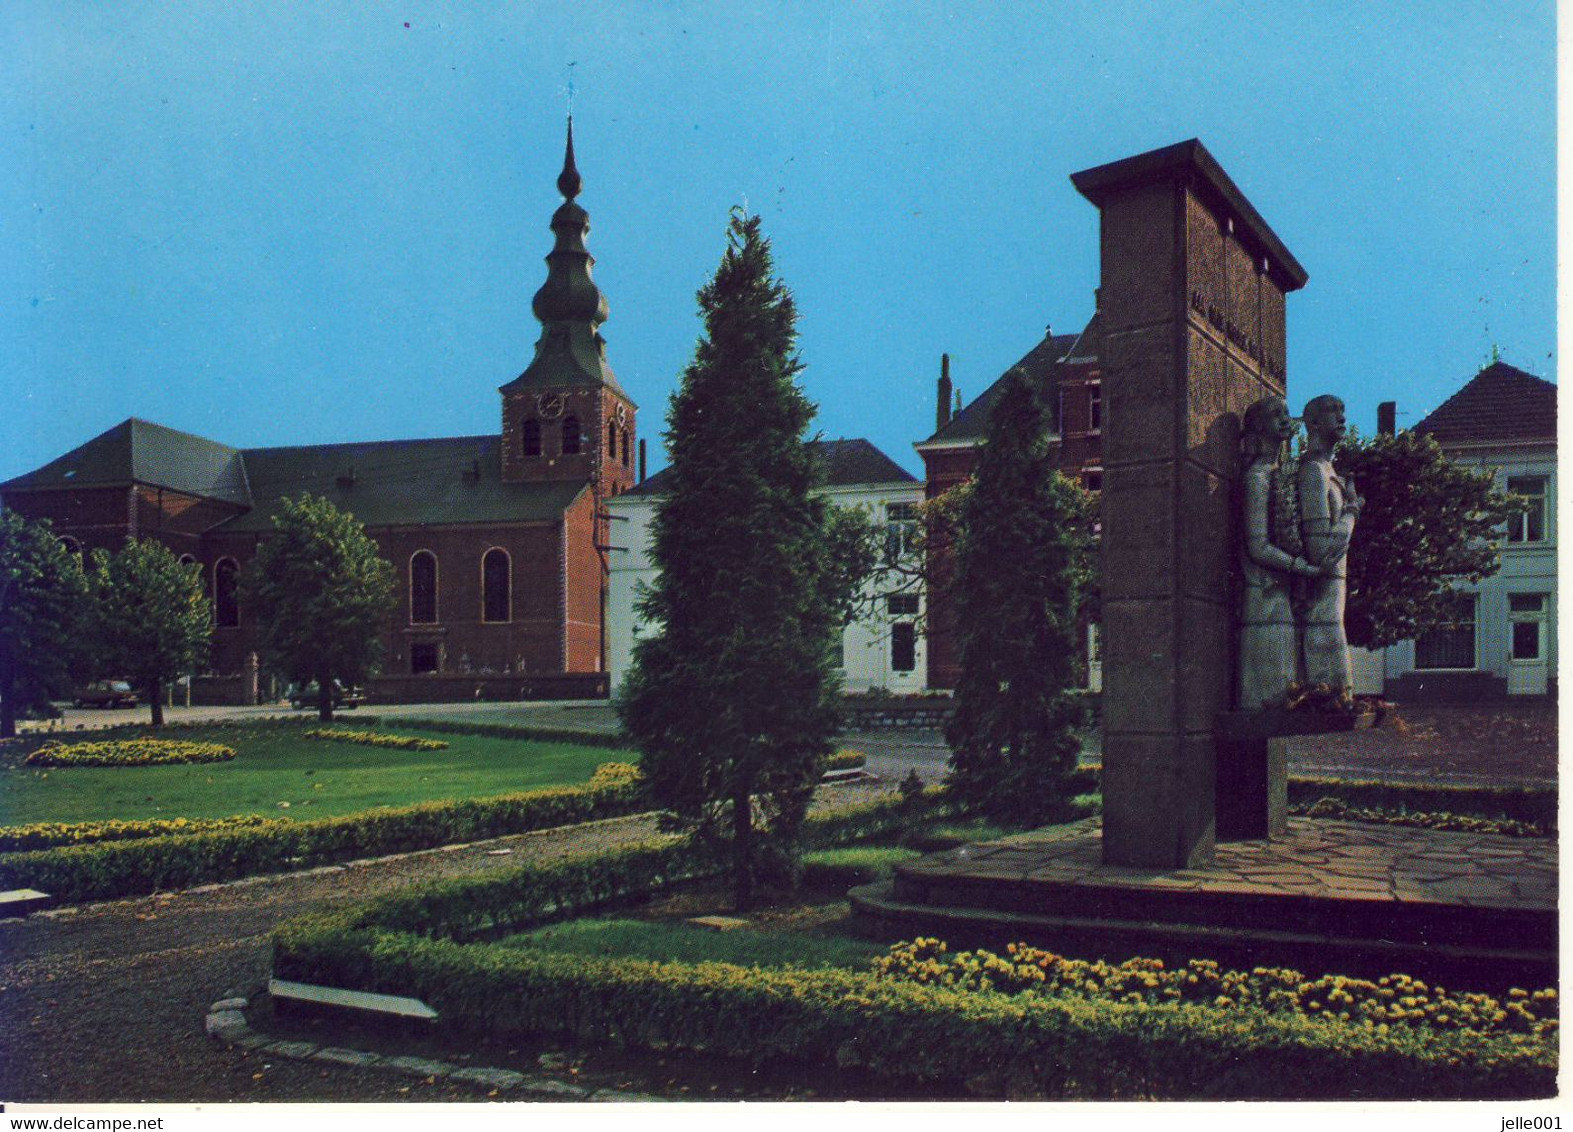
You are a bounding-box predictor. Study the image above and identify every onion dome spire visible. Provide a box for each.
[503,118,628,400]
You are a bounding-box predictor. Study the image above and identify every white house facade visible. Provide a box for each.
[606,438,927,695]
[1383,363,1557,700]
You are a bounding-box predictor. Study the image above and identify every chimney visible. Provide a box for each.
[936,354,953,431]
[638,438,647,483]
[1377,401,1396,436]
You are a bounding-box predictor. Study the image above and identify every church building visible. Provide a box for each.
[1,124,634,703]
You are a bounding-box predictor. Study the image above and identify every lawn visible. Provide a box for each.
[0,722,624,825]
[497,917,886,971]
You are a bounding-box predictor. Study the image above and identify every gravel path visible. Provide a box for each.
[0,783,898,1104]
[0,812,668,1103]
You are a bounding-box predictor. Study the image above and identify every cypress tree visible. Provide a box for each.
[619,212,841,910]
[944,368,1092,825]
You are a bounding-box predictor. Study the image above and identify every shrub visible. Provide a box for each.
[270,810,1556,1100]
[303,728,449,752]
[0,773,647,902]
[392,718,633,751]
[0,815,281,853]
[870,938,1558,1040]
[824,750,867,773]
[1289,797,1549,838]
[24,738,236,767]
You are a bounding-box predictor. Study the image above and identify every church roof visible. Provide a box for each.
[0,418,252,505]
[919,330,1085,446]
[1412,362,1556,447]
[626,438,916,497]
[0,421,590,532]
[215,435,587,533]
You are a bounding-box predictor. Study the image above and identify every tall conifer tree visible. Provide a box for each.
[619,212,841,910]
[944,368,1092,825]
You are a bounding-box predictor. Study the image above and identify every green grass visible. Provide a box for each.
[496,917,886,971]
[0,722,618,825]
[800,846,921,885]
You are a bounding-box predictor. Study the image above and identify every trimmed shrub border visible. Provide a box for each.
[0,814,282,853]
[392,718,633,751]
[25,738,237,767]
[270,793,1555,1100]
[0,776,646,903]
[303,728,451,752]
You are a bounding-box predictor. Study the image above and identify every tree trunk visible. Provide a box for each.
[148,678,164,728]
[317,671,334,723]
[0,667,16,740]
[732,789,752,912]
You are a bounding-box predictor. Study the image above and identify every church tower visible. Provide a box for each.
[501,119,638,500]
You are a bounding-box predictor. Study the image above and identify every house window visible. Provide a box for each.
[1506,476,1547,543]
[562,416,582,455]
[482,548,511,623]
[891,622,916,673]
[1509,593,1548,661]
[410,551,438,623]
[887,593,920,616]
[522,419,542,458]
[885,502,918,563]
[214,558,240,628]
[1083,468,1103,492]
[1088,383,1102,433]
[1414,593,1476,670]
[410,642,439,675]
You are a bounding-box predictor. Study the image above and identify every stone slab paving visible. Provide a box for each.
[907,817,1556,911]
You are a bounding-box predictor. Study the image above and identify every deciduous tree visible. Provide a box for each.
[1335,430,1522,650]
[0,511,91,738]
[242,494,395,721]
[89,539,211,728]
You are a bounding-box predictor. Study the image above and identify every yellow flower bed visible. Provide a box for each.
[24,738,237,767]
[872,938,1558,1039]
[0,815,281,852]
[303,728,449,752]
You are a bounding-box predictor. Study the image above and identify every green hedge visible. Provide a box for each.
[271,795,1554,1100]
[1286,777,1556,827]
[392,718,634,751]
[0,814,282,853]
[0,778,645,903]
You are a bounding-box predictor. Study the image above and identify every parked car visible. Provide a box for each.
[74,680,139,709]
[287,681,366,710]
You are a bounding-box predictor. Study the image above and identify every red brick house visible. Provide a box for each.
[1,124,634,703]
[913,315,1103,690]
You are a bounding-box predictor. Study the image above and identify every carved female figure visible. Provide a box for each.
[1297,394,1363,690]
[1238,396,1324,711]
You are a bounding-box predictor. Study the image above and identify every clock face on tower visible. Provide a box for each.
[536,392,565,420]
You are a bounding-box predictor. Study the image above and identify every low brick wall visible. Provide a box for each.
[189,675,252,706]
[366,673,609,704]
[843,699,955,730]
[1385,671,1510,704]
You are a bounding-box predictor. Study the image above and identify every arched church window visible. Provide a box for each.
[608,420,618,455]
[522,419,542,458]
[561,416,581,455]
[482,548,511,623]
[621,429,630,467]
[410,550,438,624]
[214,558,240,628]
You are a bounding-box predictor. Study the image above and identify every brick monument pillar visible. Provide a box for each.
[1071,140,1308,868]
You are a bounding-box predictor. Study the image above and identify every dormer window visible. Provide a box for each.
[562,416,581,455]
[522,419,542,457]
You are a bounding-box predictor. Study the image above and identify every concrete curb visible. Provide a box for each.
[204,991,664,1102]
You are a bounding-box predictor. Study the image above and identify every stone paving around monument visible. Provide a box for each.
[917,817,1556,910]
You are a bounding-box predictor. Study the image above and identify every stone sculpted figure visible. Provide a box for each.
[1296,394,1362,691]
[1237,396,1325,711]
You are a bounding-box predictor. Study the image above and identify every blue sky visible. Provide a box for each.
[1,2,1556,482]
